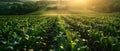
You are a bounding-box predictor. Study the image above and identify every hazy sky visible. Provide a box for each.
[22,0,57,1]
[22,0,39,1]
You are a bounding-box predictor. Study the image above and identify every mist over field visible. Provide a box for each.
[0,0,120,15]
[0,0,120,51]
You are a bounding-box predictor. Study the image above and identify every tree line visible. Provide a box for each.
[0,1,47,15]
[87,0,120,12]
[0,0,120,15]
[0,0,20,2]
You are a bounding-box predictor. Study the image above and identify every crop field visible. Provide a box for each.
[0,14,120,51]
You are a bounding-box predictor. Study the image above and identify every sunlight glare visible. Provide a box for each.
[66,0,89,8]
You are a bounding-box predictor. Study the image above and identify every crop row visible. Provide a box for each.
[0,15,120,51]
